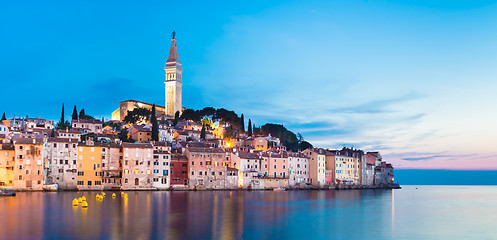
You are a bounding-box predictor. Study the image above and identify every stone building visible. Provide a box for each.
[303,148,326,187]
[44,138,78,190]
[170,154,188,188]
[14,138,45,190]
[72,119,103,134]
[185,147,228,189]
[229,152,263,189]
[164,32,183,117]
[122,143,153,189]
[100,142,123,190]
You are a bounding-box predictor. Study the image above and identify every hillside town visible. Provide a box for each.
[0,34,397,191]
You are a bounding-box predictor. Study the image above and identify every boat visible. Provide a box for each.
[0,189,16,197]
[43,184,58,191]
[273,187,286,191]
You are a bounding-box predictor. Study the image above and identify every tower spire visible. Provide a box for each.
[165,32,183,117]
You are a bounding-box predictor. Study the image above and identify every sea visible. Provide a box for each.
[1,185,496,240]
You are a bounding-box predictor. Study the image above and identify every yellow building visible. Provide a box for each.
[112,100,166,121]
[77,142,103,190]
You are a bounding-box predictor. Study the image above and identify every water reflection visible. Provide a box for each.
[0,189,397,240]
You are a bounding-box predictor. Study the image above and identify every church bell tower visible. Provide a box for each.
[165,31,183,117]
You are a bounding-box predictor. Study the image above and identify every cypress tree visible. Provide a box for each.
[72,105,78,120]
[173,111,180,126]
[79,109,85,119]
[240,114,245,132]
[120,127,129,142]
[50,128,55,137]
[248,119,252,136]
[200,124,206,140]
[60,104,65,124]
[1,112,6,121]
[151,104,159,141]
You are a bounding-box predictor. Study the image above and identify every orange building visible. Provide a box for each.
[13,138,44,190]
[77,142,103,190]
[0,144,15,187]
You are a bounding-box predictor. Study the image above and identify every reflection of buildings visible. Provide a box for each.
[0,192,44,239]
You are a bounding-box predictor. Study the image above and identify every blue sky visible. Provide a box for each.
[1,0,497,170]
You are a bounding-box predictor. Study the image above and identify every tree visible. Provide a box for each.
[200,124,206,140]
[240,114,245,132]
[248,119,252,136]
[120,127,130,142]
[79,109,85,119]
[60,104,65,124]
[123,108,151,124]
[101,117,104,126]
[151,104,159,141]
[1,112,6,121]
[50,128,55,137]
[180,109,200,121]
[173,111,180,126]
[72,105,78,120]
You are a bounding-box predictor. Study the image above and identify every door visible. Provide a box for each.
[135,178,139,186]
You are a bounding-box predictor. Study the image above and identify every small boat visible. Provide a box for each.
[0,189,16,197]
[273,187,286,191]
[43,184,58,191]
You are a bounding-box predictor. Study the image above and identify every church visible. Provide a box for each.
[112,32,183,121]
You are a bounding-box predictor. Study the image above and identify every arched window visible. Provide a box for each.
[135,178,139,186]
[125,178,128,183]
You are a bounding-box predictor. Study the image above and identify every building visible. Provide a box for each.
[122,143,153,189]
[76,142,103,190]
[230,152,263,189]
[262,152,289,179]
[288,152,310,186]
[170,154,188,188]
[0,144,15,187]
[129,125,152,142]
[72,119,103,134]
[44,138,78,190]
[100,142,123,190]
[112,100,166,122]
[165,32,183,117]
[303,148,326,187]
[185,147,228,189]
[14,138,45,190]
[57,129,81,140]
[152,149,171,189]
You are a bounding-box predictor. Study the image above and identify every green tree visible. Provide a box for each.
[50,128,55,137]
[248,119,252,136]
[240,114,245,132]
[1,112,6,121]
[120,127,130,142]
[123,108,151,124]
[151,104,159,141]
[180,109,200,121]
[60,103,65,124]
[200,124,206,140]
[72,105,78,120]
[173,111,180,126]
[79,109,85,119]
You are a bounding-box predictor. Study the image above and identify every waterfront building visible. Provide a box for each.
[72,119,103,134]
[100,142,123,190]
[14,138,45,190]
[152,149,171,189]
[324,150,337,185]
[76,142,103,190]
[45,138,78,190]
[122,143,153,189]
[185,147,228,189]
[325,169,334,186]
[362,153,375,186]
[262,152,289,179]
[0,144,15,187]
[226,167,239,189]
[165,32,183,117]
[230,152,263,189]
[288,152,310,186]
[303,148,326,187]
[170,154,188,188]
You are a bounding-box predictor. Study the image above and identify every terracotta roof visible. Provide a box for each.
[1,144,14,150]
[187,147,225,153]
[122,142,152,148]
[15,137,44,145]
[73,119,102,124]
[58,129,81,134]
[47,138,78,143]
[238,152,260,159]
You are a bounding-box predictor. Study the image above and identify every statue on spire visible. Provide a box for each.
[172,31,176,39]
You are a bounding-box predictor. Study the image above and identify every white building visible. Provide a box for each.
[288,153,310,186]
[152,149,171,189]
[44,138,79,190]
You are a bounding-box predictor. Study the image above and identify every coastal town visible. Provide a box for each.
[0,34,397,191]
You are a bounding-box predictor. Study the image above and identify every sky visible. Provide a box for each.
[1,0,497,170]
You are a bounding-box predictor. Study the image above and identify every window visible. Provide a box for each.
[87,181,92,186]
[77,181,84,185]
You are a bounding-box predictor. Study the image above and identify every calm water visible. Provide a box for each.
[1,186,497,240]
